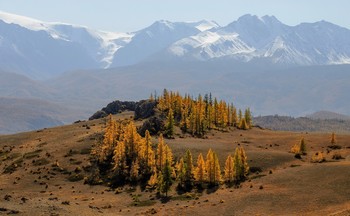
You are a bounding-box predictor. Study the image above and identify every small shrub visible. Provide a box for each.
[332,153,344,160]
[33,158,50,166]
[61,201,70,205]
[328,145,342,150]
[311,152,325,163]
[249,167,262,173]
[64,149,79,157]
[67,174,84,182]
[80,148,91,155]
[23,149,42,159]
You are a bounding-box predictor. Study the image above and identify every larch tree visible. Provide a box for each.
[224,154,235,184]
[112,140,127,184]
[231,105,238,127]
[95,114,118,165]
[244,108,252,128]
[233,147,243,182]
[156,134,166,172]
[159,159,173,197]
[206,149,214,184]
[165,107,175,138]
[206,149,221,185]
[130,158,140,183]
[299,137,307,155]
[176,158,185,186]
[331,132,336,145]
[238,109,242,123]
[239,118,248,130]
[194,153,206,184]
[147,171,158,190]
[213,152,221,185]
[239,147,249,178]
[144,130,155,170]
[183,149,194,189]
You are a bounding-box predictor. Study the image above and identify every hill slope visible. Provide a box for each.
[0,97,84,134]
[0,113,349,215]
[254,115,350,133]
[306,111,350,120]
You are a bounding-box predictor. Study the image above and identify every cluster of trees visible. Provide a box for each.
[176,146,249,191]
[90,115,250,197]
[153,89,252,137]
[291,133,338,160]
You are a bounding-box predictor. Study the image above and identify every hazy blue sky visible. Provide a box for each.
[1,0,349,32]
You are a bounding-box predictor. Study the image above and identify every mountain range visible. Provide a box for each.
[1,11,350,79]
[1,11,350,134]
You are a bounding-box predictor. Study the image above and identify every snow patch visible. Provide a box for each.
[195,20,219,31]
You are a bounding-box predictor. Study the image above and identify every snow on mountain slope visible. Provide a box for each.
[188,20,220,32]
[0,11,50,31]
[165,14,350,65]
[110,20,201,67]
[0,11,134,71]
[169,31,255,60]
[1,11,350,79]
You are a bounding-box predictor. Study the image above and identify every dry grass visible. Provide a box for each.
[0,113,349,215]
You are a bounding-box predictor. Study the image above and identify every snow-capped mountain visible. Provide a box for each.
[0,11,133,79]
[1,11,350,79]
[110,20,221,67]
[166,15,350,65]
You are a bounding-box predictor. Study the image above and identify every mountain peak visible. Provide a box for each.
[193,20,220,31]
[0,10,46,31]
[149,20,174,29]
[235,14,282,26]
[261,15,281,24]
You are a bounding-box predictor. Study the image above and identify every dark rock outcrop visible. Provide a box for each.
[138,116,165,136]
[134,100,156,120]
[89,99,157,121]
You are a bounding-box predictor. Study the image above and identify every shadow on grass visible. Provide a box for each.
[206,185,220,194]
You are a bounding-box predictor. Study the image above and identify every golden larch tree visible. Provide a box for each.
[331,132,336,145]
[224,154,235,183]
[194,153,206,183]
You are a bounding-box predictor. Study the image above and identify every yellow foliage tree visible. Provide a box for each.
[239,147,249,177]
[130,159,140,182]
[194,153,206,183]
[156,134,166,172]
[331,132,336,145]
[239,118,248,130]
[147,171,158,190]
[206,149,221,185]
[92,114,119,163]
[176,158,185,185]
[224,154,235,183]
[156,134,173,172]
[244,108,252,128]
[144,130,155,169]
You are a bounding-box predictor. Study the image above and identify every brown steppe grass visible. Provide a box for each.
[0,111,349,216]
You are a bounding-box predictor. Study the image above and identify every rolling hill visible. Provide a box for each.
[0,111,349,215]
[0,97,85,134]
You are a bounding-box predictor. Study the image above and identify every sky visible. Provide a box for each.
[0,0,349,32]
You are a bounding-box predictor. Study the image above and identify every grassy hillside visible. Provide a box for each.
[306,111,350,120]
[0,97,85,134]
[254,115,350,133]
[0,112,349,215]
